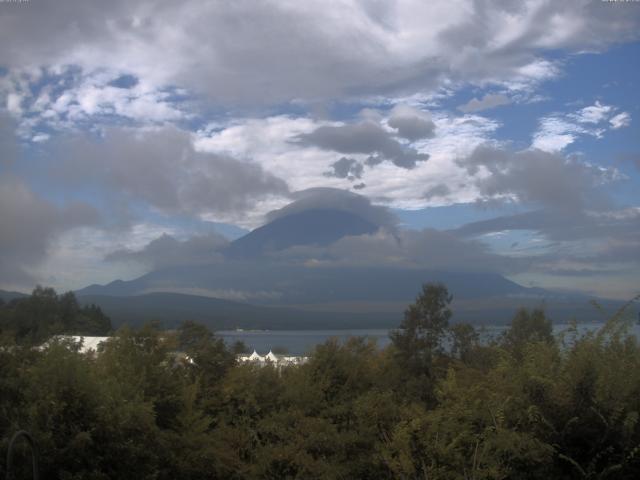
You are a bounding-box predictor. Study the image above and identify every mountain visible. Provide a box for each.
[223,208,378,258]
[75,206,615,328]
[77,265,533,304]
[0,289,28,302]
[75,263,614,325]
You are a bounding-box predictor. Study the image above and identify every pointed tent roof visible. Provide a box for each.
[265,351,278,362]
[249,350,263,361]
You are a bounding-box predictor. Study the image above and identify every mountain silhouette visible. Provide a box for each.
[74,205,602,328]
[223,208,379,258]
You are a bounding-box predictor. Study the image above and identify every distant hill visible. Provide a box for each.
[0,289,28,302]
[78,292,397,330]
[75,291,622,330]
[223,208,379,258]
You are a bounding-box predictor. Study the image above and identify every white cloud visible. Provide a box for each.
[1,68,188,140]
[195,109,499,214]
[33,223,177,291]
[6,93,23,115]
[458,93,510,113]
[571,101,613,124]
[1,1,638,106]
[609,111,631,129]
[532,101,629,152]
[532,117,584,152]
[31,133,50,143]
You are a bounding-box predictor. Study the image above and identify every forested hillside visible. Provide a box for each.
[0,286,111,344]
[1,285,639,479]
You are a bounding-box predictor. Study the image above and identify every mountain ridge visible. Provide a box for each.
[70,206,614,329]
[223,208,379,258]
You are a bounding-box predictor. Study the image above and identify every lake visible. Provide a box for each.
[218,322,640,355]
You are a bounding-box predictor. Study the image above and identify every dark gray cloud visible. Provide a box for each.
[436,1,640,86]
[364,155,384,167]
[0,114,18,167]
[266,188,397,230]
[458,93,510,113]
[448,144,640,280]
[266,227,523,274]
[424,184,450,200]
[388,105,436,141]
[454,208,640,243]
[324,157,364,180]
[106,232,228,270]
[0,177,99,286]
[296,121,428,169]
[52,126,289,218]
[457,145,612,211]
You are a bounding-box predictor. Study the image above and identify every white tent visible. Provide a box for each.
[265,351,278,363]
[248,350,264,362]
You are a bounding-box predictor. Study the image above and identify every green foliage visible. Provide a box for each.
[2,287,640,479]
[501,307,553,359]
[390,282,452,372]
[449,322,479,364]
[0,286,112,345]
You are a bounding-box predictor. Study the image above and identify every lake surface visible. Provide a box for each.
[219,322,640,355]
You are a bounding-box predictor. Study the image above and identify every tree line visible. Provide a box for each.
[1,284,640,479]
[0,286,111,344]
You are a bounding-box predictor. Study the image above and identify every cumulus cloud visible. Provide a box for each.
[52,126,289,221]
[444,201,640,299]
[1,1,638,105]
[295,120,429,169]
[456,145,615,210]
[0,177,99,287]
[457,93,510,113]
[195,111,500,212]
[0,1,637,298]
[106,232,228,270]
[446,142,639,291]
[387,104,435,141]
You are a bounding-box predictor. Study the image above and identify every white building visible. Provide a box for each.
[39,335,111,355]
[237,350,309,368]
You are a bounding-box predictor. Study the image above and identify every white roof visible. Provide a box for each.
[265,351,278,362]
[42,335,111,354]
[235,351,309,367]
[248,350,263,361]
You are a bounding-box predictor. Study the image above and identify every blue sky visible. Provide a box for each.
[0,0,639,299]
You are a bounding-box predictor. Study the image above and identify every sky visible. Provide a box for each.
[0,0,639,299]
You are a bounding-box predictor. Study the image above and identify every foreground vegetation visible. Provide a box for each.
[1,285,640,479]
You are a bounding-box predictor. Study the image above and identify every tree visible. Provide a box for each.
[0,287,112,344]
[390,283,452,380]
[502,308,553,359]
[177,320,235,382]
[449,322,479,363]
